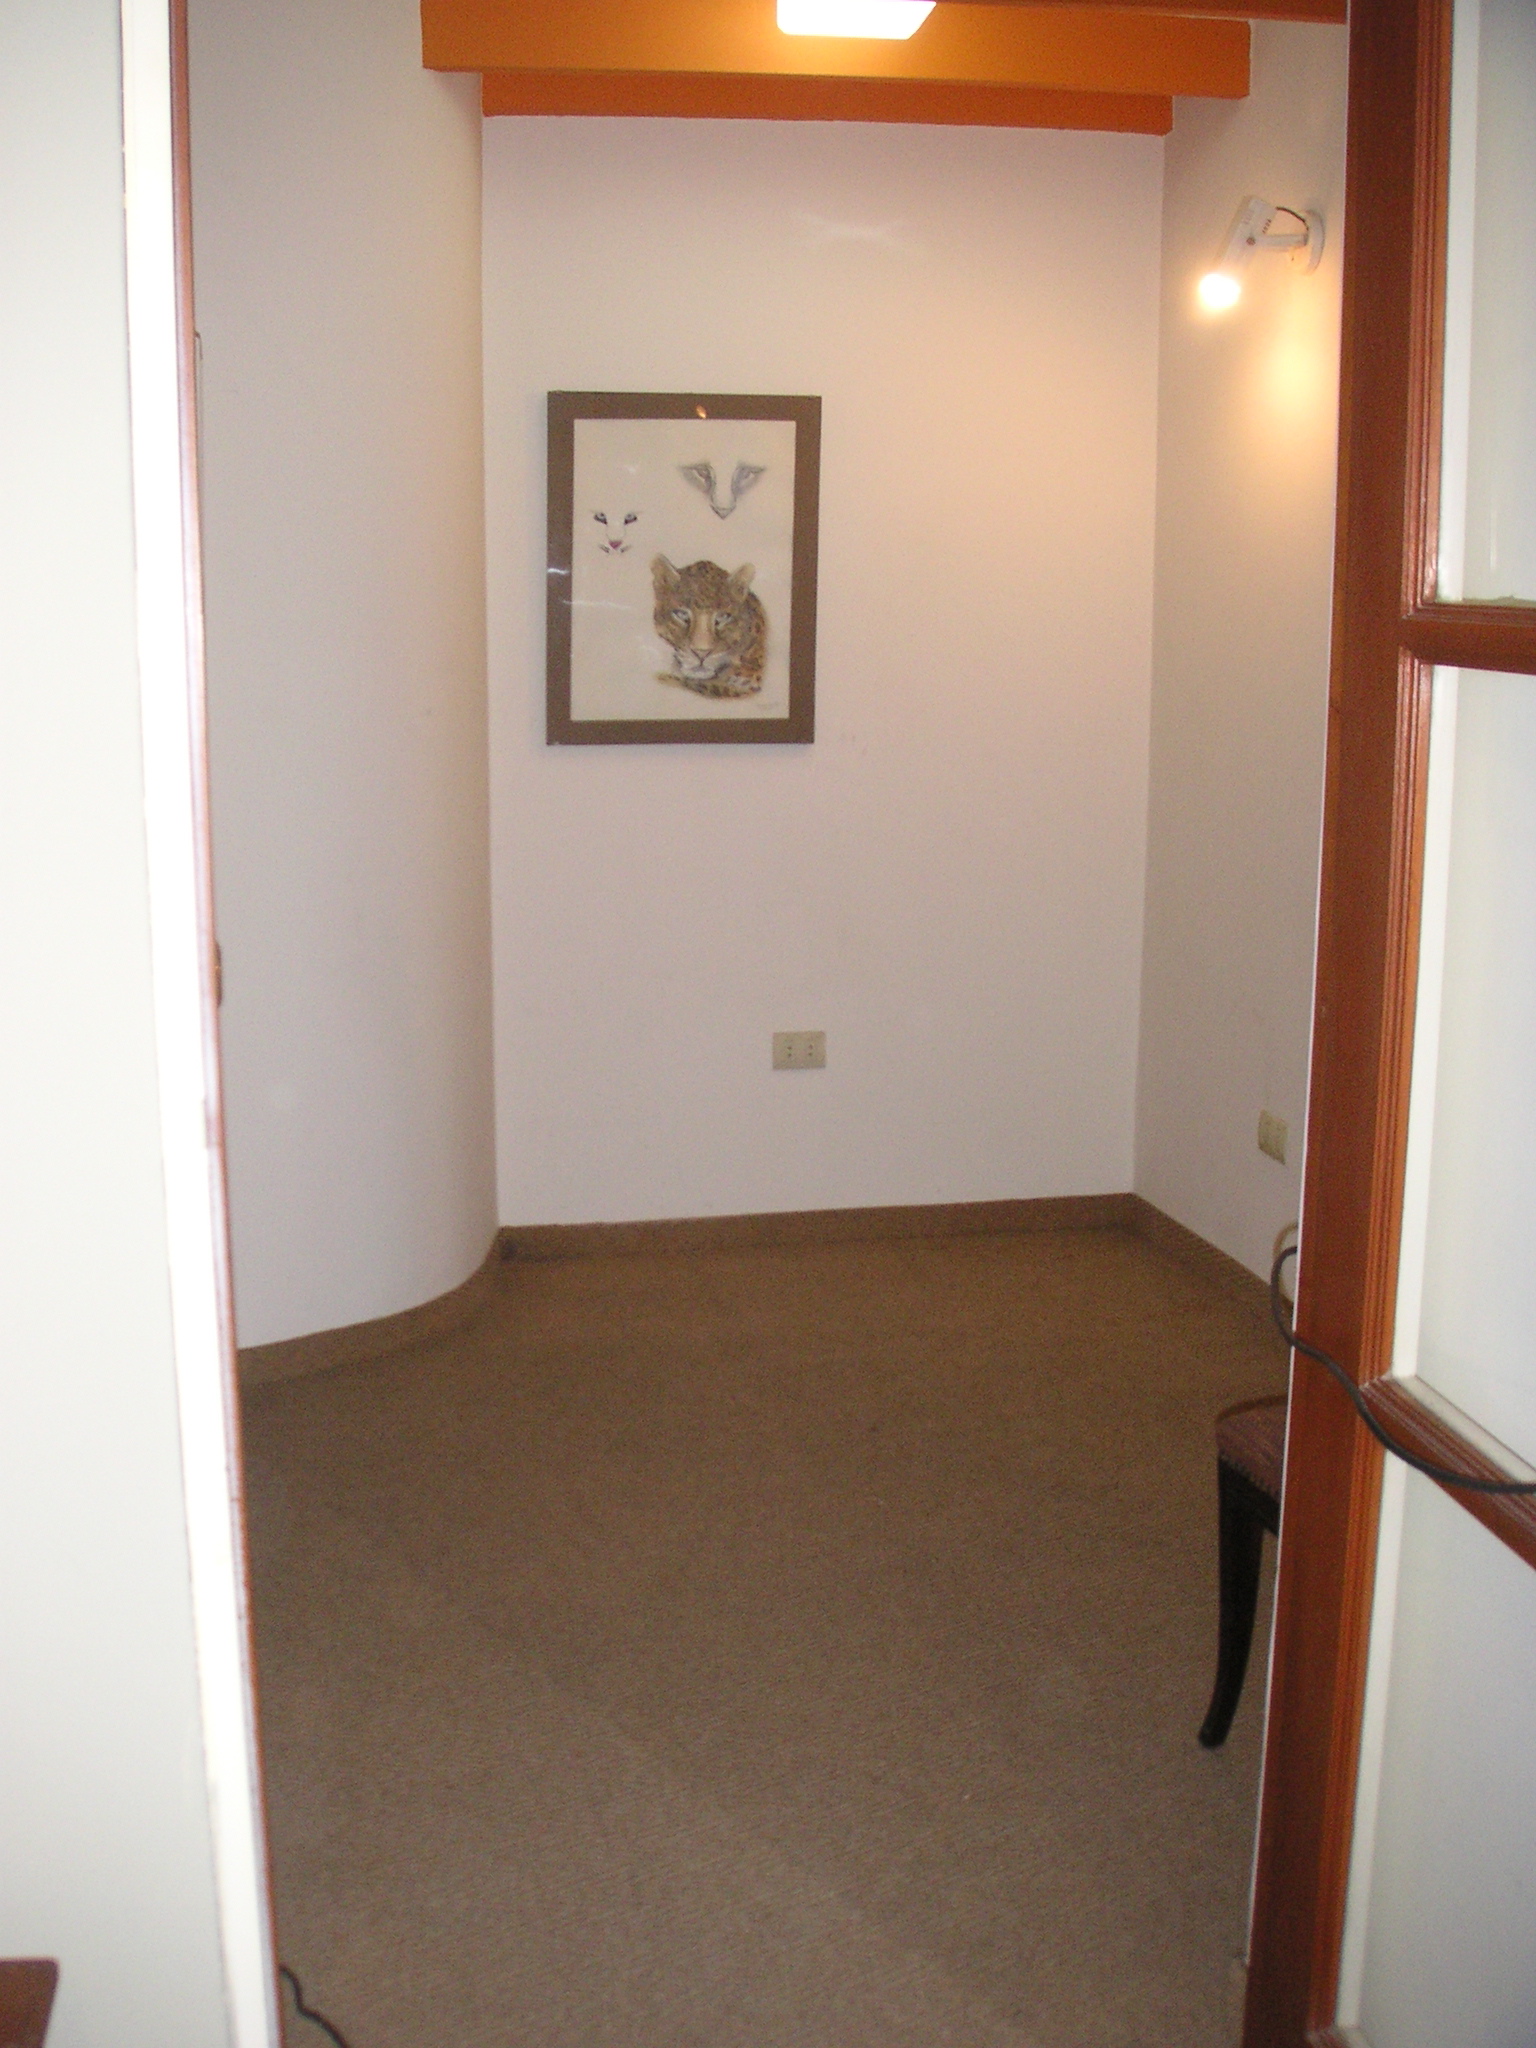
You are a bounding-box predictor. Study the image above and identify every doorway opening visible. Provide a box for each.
[178,5,1350,2042]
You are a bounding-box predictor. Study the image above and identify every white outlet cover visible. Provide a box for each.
[1257,1111,1288,1164]
[773,1031,826,1070]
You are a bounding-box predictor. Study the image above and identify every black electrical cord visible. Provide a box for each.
[1271,1243,1536,1496]
[279,1966,355,2048]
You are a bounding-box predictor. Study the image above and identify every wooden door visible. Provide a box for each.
[1244,0,1536,2040]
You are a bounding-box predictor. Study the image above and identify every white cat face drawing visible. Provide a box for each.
[591,507,640,556]
[678,462,767,520]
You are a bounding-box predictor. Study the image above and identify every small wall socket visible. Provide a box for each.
[773,1030,826,1070]
[1257,1110,1288,1165]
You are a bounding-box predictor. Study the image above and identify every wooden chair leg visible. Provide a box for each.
[1198,1459,1267,1749]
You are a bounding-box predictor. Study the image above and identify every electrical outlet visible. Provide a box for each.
[1257,1110,1288,1164]
[773,1030,826,1070]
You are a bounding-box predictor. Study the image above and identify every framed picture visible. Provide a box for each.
[546,391,820,745]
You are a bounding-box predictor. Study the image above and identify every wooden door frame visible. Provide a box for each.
[1244,1,1536,2040]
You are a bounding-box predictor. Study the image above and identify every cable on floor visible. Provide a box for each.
[1271,1244,1536,1496]
[280,1965,355,2048]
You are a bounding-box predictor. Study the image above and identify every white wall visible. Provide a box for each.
[188,0,497,1347]
[1135,21,1347,1279]
[0,4,233,2040]
[485,118,1162,1228]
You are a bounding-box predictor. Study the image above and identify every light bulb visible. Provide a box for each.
[1198,270,1242,313]
[776,0,936,38]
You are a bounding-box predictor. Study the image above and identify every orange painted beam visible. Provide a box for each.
[482,68,1173,130]
[941,0,1344,20]
[424,0,1249,100]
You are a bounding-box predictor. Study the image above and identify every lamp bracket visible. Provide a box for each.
[1218,197,1325,278]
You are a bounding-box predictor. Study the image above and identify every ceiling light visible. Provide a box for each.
[776,0,936,39]
[1198,196,1325,314]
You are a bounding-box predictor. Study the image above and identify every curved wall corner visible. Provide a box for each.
[188,0,496,1347]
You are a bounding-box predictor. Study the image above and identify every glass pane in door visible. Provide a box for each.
[1395,669,1536,1467]
[1437,0,1536,603]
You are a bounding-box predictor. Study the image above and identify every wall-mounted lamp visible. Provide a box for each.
[776,0,935,37]
[1197,197,1325,313]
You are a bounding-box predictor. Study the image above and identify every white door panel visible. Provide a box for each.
[1349,1477,1536,2047]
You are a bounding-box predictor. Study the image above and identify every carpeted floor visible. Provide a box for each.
[242,1223,1286,2048]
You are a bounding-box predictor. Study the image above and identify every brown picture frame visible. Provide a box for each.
[546,391,820,745]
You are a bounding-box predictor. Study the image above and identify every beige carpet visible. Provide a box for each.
[243,1224,1286,2048]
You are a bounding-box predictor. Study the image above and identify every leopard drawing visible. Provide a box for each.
[651,556,767,699]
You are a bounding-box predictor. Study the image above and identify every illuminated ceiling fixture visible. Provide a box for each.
[1197,196,1325,313]
[776,0,936,38]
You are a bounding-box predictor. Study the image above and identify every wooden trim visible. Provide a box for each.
[498,1191,1135,1263]
[242,1196,1262,1388]
[1241,1,1425,2040]
[0,1962,58,2048]
[426,0,1249,100]
[238,1237,501,1388]
[1356,650,1434,1394]
[1289,659,1435,2014]
[1365,1380,1536,1572]
[502,1193,1277,1301]
[1119,1194,1275,1317]
[1296,1438,1383,2034]
[1400,604,1536,675]
[1400,0,1536,651]
[482,69,1171,130]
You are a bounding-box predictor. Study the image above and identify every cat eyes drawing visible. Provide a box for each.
[546,393,820,745]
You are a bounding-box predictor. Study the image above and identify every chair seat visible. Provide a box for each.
[1215,1394,1287,1504]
